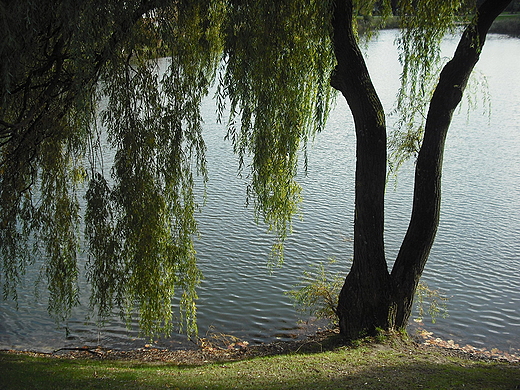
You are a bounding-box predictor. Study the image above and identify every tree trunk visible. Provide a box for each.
[390,0,514,330]
[331,0,391,339]
[332,0,512,339]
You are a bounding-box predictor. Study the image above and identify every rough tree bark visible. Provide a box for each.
[331,0,391,339]
[332,0,513,339]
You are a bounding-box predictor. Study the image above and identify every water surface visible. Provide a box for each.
[0,31,519,354]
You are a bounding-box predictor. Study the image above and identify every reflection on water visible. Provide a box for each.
[0,32,519,354]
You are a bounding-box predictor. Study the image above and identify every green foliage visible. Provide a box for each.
[0,0,489,338]
[288,260,448,326]
[414,281,449,324]
[389,0,476,171]
[286,259,344,322]
[220,0,336,263]
[353,0,394,39]
[0,0,336,337]
[0,0,224,337]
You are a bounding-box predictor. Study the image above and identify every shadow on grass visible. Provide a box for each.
[1,349,519,390]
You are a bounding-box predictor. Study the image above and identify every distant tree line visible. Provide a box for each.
[384,1,520,16]
[480,0,520,12]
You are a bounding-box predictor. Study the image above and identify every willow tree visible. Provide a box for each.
[0,0,332,337]
[0,0,227,336]
[0,0,512,339]
[332,0,512,338]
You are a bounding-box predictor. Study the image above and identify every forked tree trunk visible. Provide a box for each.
[332,0,513,339]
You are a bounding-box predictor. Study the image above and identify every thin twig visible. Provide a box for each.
[52,347,102,356]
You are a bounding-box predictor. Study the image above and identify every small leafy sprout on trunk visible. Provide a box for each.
[285,259,344,324]
[287,260,449,328]
[414,282,450,324]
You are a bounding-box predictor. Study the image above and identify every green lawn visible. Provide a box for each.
[1,337,519,389]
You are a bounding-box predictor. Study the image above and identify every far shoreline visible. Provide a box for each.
[361,13,520,37]
[489,13,520,36]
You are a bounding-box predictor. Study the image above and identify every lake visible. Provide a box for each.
[0,30,519,354]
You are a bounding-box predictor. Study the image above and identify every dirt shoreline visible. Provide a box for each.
[2,329,518,366]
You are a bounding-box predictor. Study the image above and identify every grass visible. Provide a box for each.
[1,335,519,389]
